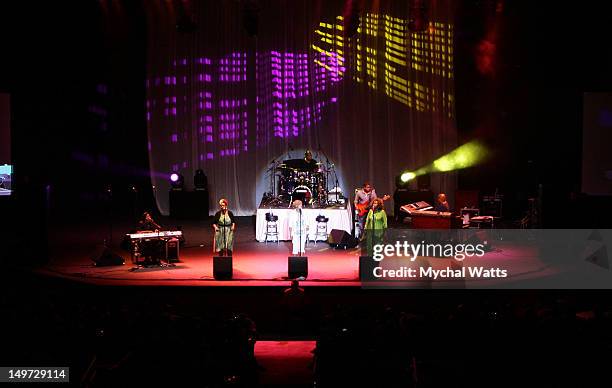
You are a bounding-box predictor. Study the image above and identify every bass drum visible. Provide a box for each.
[290,185,313,205]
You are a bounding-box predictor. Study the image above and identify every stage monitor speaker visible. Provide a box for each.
[359,256,379,282]
[288,256,308,279]
[327,229,358,249]
[166,238,180,262]
[91,245,125,267]
[213,256,233,279]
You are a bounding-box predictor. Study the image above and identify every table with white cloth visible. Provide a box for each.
[255,204,353,242]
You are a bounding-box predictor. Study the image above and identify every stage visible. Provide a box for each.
[35,216,574,289]
[40,216,362,287]
[41,239,363,287]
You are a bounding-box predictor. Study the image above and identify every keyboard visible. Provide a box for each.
[127,231,182,239]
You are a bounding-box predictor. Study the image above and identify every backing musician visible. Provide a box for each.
[132,211,163,266]
[303,149,319,172]
[433,193,450,212]
[138,211,162,231]
[354,182,377,237]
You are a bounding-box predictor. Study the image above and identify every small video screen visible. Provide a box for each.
[0,93,11,196]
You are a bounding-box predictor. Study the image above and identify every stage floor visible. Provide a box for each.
[37,216,567,288]
[41,216,362,287]
[42,239,362,287]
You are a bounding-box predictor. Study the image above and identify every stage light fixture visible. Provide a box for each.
[400,172,416,183]
[194,169,208,190]
[170,173,184,190]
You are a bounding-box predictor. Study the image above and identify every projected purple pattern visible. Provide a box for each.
[219,52,247,82]
[146,48,342,168]
[146,53,250,163]
[255,51,340,146]
[146,51,344,156]
[315,51,345,92]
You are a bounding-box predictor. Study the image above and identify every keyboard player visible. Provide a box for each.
[433,193,450,213]
[138,211,162,231]
[132,212,161,266]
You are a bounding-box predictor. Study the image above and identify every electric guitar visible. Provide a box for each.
[355,194,391,217]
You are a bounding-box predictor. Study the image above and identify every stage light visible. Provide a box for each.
[170,173,184,190]
[433,156,453,172]
[194,169,208,190]
[398,140,488,180]
[400,172,416,182]
[432,140,488,172]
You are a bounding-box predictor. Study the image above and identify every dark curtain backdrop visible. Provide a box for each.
[0,93,9,164]
[146,0,457,215]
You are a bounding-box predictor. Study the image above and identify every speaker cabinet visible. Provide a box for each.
[213,256,233,279]
[359,256,379,281]
[327,229,358,249]
[165,238,180,262]
[91,245,125,267]
[288,256,308,279]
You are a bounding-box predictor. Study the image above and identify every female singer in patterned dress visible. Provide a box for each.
[213,198,235,255]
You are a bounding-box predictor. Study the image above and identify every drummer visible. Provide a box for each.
[303,149,319,172]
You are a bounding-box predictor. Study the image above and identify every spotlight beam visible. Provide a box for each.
[399,140,488,180]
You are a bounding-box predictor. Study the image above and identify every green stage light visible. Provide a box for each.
[432,140,487,172]
[400,172,416,182]
[398,140,488,181]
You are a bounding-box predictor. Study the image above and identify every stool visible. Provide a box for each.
[264,212,279,243]
[314,215,329,245]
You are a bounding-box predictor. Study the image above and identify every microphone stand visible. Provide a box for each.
[287,144,293,160]
[298,208,303,257]
[222,211,229,256]
[319,145,341,204]
[223,219,226,256]
[270,159,276,199]
[331,166,340,204]
[105,184,113,246]
[318,145,330,199]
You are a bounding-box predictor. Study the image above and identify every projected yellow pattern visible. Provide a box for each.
[384,15,409,105]
[410,22,453,78]
[313,13,454,117]
[312,16,345,80]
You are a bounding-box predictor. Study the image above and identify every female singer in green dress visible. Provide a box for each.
[213,198,235,255]
[364,197,387,254]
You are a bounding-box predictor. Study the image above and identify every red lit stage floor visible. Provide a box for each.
[37,217,564,288]
[42,239,363,286]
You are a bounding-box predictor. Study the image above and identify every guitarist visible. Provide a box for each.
[355,182,391,238]
[354,182,377,238]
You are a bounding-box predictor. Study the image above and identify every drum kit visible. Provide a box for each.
[265,156,341,208]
